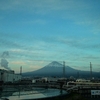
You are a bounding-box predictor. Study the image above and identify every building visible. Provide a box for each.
[0,69,21,83]
[76,79,90,82]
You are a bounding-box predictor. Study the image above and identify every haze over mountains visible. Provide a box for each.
[23,61,100,78]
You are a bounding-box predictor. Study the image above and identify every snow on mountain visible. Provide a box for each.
[45,61,63,67]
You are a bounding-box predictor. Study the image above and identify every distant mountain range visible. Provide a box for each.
[22,61,100,78]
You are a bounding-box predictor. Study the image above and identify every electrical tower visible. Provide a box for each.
[63,61,65,78]
[20,66,22,75]
[90,62,92,80]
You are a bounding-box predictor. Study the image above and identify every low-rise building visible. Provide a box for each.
[76,79,90,82]
[0,69,21,83]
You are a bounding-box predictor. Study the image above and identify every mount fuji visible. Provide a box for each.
[23,61,100,78]
[23,61,78,77]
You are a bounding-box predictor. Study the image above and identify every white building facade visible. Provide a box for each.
[0,69,21,83]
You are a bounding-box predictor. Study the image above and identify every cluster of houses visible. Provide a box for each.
[0,68,21,83]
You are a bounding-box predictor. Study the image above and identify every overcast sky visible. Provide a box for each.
[0,0,100,73]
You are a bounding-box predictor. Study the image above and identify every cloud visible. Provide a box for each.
[0,0,99,34]
[0,51,11,70]
[1,51,9,58]
[10,49,26,53]
[0,35,22,49]
[21,19,47,25]
[0,0,90,13]
[55,37,100,51]
[83,55,100,60]
[11,61,26,65]
[75,18,100,35]
[0,0,24,11]
[0,58,10,70]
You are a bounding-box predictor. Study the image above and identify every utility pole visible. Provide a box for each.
[63,61,65,78]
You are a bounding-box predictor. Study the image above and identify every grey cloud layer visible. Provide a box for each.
[55,37,100,51]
